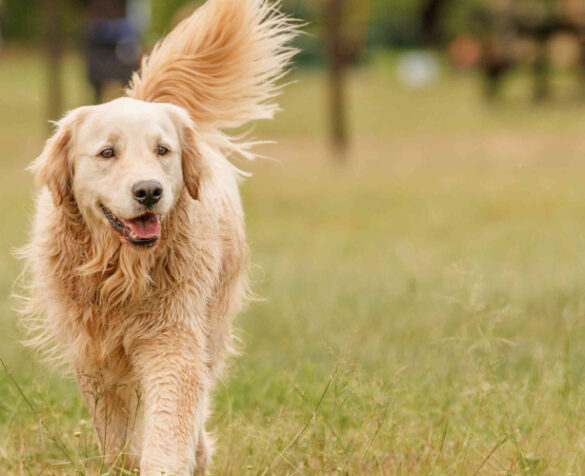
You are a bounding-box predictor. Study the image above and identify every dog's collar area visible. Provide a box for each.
[100,204,161,248]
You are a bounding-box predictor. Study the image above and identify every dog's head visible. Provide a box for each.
[31,98,205,249]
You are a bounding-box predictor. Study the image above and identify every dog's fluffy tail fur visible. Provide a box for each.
[127,0,298,156]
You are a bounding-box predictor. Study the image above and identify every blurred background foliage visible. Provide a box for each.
[0,0,490,61]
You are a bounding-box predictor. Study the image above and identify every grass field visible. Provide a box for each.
[5,49,585,474]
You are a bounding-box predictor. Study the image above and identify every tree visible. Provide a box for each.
[44,0,64,125]
[324,0,347,161]
[323,0,369,162]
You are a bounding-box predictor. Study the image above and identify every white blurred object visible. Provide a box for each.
[396,51,440,88]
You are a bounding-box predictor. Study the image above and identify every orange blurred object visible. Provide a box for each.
[448,34,483,70]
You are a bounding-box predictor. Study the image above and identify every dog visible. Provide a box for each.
[18,1,297,474]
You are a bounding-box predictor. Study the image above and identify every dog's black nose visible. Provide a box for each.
[132,180,163,208]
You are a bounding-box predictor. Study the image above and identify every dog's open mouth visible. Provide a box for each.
[101,205,161,248]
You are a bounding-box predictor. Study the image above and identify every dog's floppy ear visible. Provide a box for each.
[165,104,209,201]
[30,108,88,206]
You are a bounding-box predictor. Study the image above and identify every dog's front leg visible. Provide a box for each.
[77,368,142,471]
[130,332,209,476]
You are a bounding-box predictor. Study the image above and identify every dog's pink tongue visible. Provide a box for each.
[124,214,160,239]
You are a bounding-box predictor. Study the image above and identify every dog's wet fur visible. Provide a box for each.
[18,1,298,474]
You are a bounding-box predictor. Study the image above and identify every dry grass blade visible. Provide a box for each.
[0,356,86,474]
[260,375,333,475]
[472,434,510,476]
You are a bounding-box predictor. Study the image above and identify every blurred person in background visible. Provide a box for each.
[80,0,149,102]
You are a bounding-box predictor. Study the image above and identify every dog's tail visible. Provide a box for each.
[127,0,298,149]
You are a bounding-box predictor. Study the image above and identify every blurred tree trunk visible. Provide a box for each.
[421,0,451,46]
[324,0,348,162]
[533,36,550,102]
[44,0,64,126]
[323,0,370,162]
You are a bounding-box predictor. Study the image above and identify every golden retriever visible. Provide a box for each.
[18,0,297,474]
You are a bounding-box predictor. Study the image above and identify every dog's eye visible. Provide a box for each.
[157,145,169,156]
[99,148,115,159]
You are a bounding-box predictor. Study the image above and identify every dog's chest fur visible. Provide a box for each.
[23,185,247,376]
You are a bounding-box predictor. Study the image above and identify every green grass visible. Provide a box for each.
[4,48,585,474]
